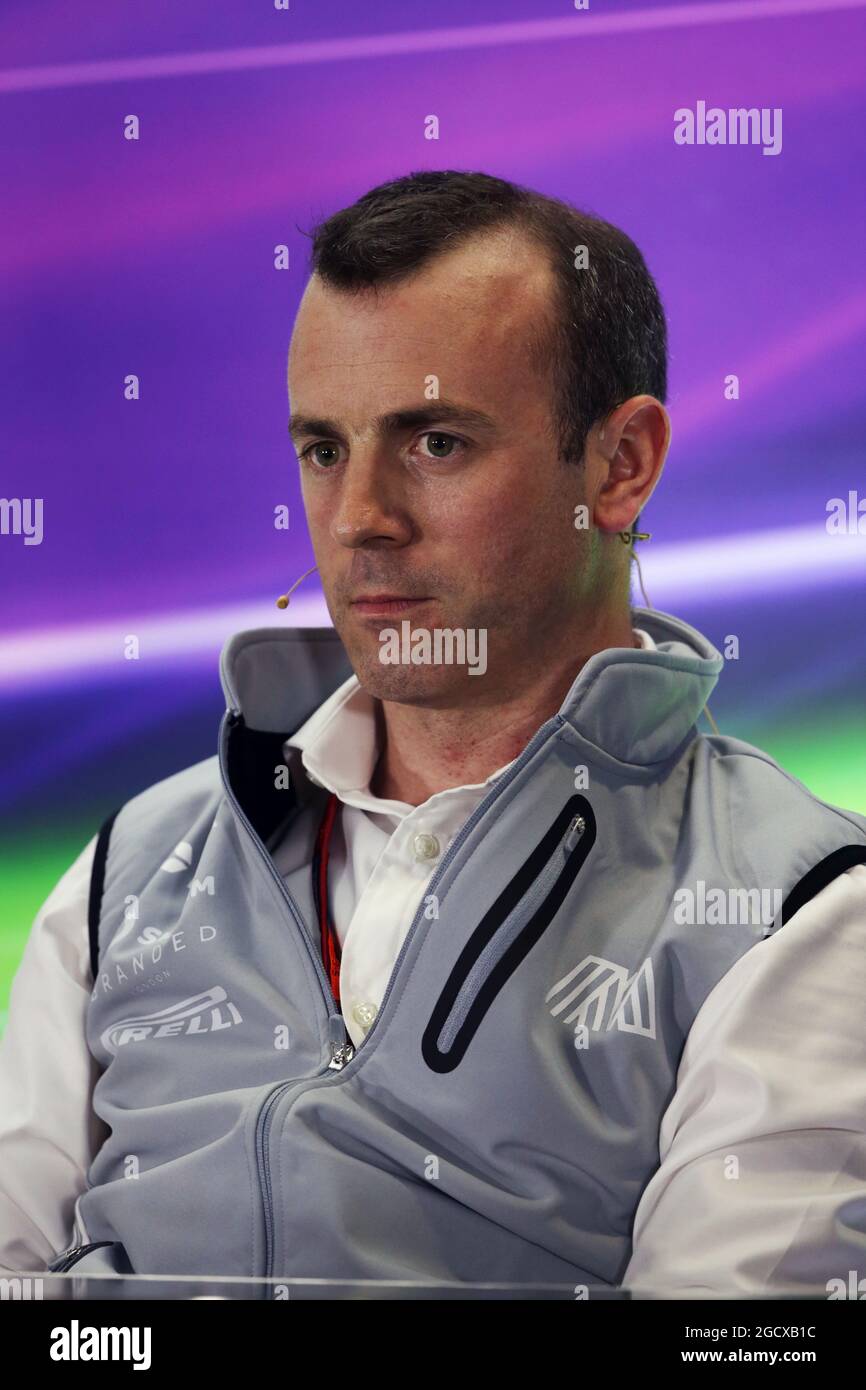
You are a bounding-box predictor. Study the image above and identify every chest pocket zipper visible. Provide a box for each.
[422,794,596,1073]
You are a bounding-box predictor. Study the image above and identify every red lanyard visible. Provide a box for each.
[313,791,342,1007]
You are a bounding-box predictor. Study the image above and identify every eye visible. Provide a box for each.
[415,432,466,460]
[300,441,343,469]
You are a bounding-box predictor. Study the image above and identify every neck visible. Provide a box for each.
[369,617,640,806]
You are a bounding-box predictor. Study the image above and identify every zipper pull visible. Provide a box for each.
[327,1013,355,1070]
[329,1042,355,1070]
[564,815,586,853]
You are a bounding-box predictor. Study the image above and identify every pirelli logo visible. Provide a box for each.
[100,986,243,1051]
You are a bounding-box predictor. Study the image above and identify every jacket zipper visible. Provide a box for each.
[218,713,355,1282]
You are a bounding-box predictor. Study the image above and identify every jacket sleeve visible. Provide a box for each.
[623,863,866,1296]
[0,836,106,1272]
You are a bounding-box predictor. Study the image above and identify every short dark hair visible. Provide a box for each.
[303,169,668,472]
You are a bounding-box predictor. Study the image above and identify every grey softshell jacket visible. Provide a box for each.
[52,606,866,1284]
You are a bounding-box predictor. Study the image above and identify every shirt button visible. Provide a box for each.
[412,832,441,862]
[351,1002,378,1032]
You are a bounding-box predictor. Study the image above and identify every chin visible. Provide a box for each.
[347,650,470,706]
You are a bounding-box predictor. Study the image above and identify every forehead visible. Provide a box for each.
[288,228,556,404]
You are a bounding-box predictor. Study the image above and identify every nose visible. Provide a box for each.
[330,451,414,549]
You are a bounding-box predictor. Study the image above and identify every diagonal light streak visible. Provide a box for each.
[1,0,864,94]
[0,525,862,691]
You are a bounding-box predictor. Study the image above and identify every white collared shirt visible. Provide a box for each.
[2,625,866,1294]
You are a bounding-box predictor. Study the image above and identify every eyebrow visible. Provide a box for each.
[287,400,499,443]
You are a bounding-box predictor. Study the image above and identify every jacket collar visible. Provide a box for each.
[558,605,723,769]
[219,605,723,771]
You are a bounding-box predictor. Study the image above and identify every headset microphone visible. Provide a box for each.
[275,564,320,609]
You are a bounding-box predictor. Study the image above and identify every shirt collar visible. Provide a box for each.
[284,628,658,806]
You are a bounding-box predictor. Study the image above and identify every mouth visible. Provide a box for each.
[350,594,433,617]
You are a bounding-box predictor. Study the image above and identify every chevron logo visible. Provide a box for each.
[545,954,656,1040]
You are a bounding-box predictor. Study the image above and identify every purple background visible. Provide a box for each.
[1,0,865,841]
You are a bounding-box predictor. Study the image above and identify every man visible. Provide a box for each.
[2,170,865,1294]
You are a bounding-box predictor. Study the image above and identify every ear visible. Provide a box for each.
[590,396,670,535]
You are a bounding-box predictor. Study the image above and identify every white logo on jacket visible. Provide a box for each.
[100,985,243,1052]
[159,840,194,873]
[546,955,656,1040]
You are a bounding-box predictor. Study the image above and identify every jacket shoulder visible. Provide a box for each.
[700,731,866,840]
[121,753,223,820]
[695,732,866,921]
[105,752,225,864]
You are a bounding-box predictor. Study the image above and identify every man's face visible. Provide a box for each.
[287,228,602,707]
